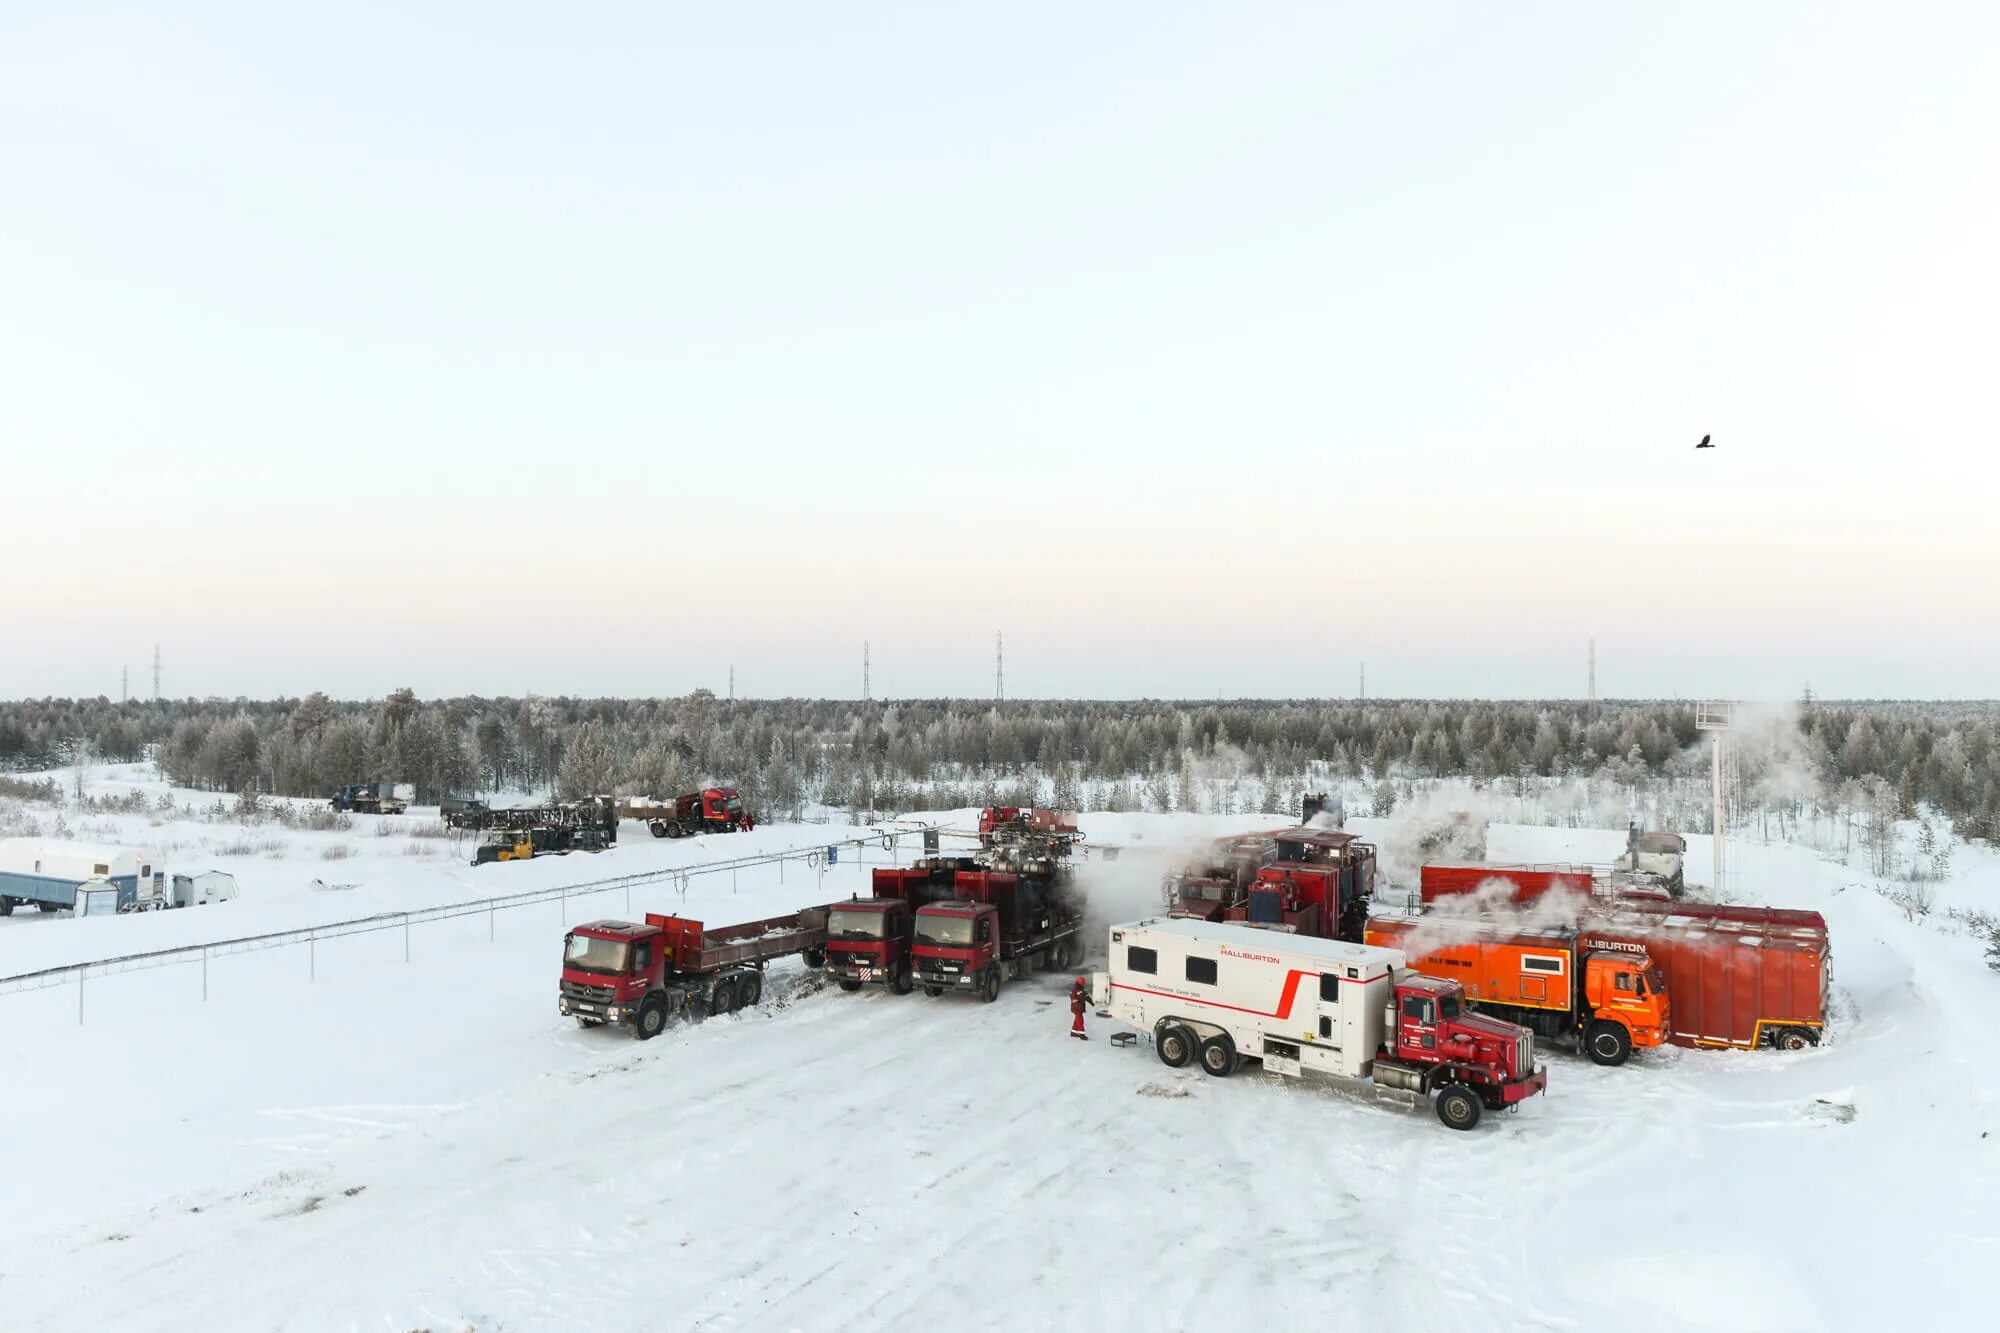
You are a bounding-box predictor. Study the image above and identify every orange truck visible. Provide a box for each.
[1364,915,1671,1066]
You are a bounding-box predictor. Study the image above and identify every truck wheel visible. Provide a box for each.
[1774,1027,1815,1051]
[803,948,825,969]
[925,985,943,997]
[1198,1032,1239,1077]
[1585,1020,1632,1067]
[839,979,863,993]
[979,969,1001,1003]
[738,972,762,1007]
[0,898,14,917]
[634,999,667,1041]
[36,901,60,914]
[649,823,667,839]
[1156,1023,1196,1068]
[711,981,737,1015]
[1436,1086,1482,1131]
[891,964,914,996]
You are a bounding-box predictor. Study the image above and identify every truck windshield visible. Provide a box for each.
[1438,994,1461,1021]
[565,934,630,974]
[915,915,975,947]
[828,909,889,940]
[1647,967,1668,995]
[724,797,743,811]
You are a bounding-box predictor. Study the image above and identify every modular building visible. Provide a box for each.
[0,839,157,915]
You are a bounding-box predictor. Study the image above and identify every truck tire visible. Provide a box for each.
[839,979,863,993]
[635,999,667,1041]
[1436,1085,1482,1131]
[36,901,60,914]
[804,948,825,969]
[1774,1027,1815,1051]
[1586,1020,1632,1067]
[979,968,1001,1003]
[710,981,737,1015]
[0,898,13,917]
[649,822,667,839]
[1156,1023,1197,1069]
[1198,1032,1239,1077]
[891,963,914,996]
[738,972,762,1008]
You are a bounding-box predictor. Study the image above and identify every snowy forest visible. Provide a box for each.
[3,693,1999,846]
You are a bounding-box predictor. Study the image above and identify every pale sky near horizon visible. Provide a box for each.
[4,4,1997,702]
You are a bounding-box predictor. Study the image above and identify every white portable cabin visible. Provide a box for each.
[0,839,157,911]
[171,871,238,907]
[1096,917,1408,1079]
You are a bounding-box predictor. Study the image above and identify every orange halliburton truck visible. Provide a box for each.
[1365,915,1672,1066]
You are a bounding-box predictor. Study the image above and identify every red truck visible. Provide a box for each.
[912,869,1085,1002]
[643,787,755,838]
[821,859,978,994]
[558,908,828,1038]
[1583,904,1829,1051]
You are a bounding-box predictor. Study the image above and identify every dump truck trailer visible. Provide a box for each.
[558,907,832,1038]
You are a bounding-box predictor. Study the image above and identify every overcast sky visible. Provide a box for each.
[3,4,1996,701]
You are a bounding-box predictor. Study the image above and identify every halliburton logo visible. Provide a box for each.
[1220,945,1282,965]
[1589,939,1648,956]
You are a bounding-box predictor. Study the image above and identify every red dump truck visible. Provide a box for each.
[558,908,829,1038]
[912,869,1085,1002]
[821,859,978,994]
[1584,905,1829,1051]
[1419,861,1596,906]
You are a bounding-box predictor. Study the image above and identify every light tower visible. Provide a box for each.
[1697,700,1734,895]
[863,642,871,702]
[152,644,162,702]
[1359,662,1365,702]
[995,632,1004,703]
[1588,639,1597,707]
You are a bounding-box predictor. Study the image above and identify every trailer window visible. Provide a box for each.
[1185,956,1217,986]
[1320,974,1340,1003]
[1127,946,1158,975]
[94,863,110,876]
[1521,955,1564,975]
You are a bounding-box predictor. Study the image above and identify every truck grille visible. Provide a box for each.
[1516,1032,1534,1077]
[562,979,615,1003]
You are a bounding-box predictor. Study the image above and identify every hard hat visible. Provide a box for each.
[1075,976,1086,985]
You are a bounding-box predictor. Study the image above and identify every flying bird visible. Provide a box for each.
[1695,434,1714,449]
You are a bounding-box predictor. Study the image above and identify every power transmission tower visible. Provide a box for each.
[863,642,871,702]
[1359,662,1365,701]
[729,664,735,702]
[121,667,128,704]
[995,632,1004,703]
[152,645,162,701]
[1588,638,1597,708]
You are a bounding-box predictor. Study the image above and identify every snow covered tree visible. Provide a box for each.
[557,719,616,799]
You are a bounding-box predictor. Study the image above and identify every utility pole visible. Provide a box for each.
[729,664,735,702]
[1588,638,1597,708]
[152,645,162,702]
[121,667,128,704]
[1359,662,1366,702]
[995,632,1004,703]
[863,642,870,702]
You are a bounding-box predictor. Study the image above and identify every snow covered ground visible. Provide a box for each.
[2,770,1997,1331]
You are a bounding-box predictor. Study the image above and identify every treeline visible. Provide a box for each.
[3,693,1999,838]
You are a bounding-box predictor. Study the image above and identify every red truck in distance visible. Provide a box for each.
[643,787,754,838]
[559,908,829,1038]
[821,859,978,994]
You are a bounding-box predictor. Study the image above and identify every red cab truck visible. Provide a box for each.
[912,870,1085,1002]
[821,859,978,995]
[1364,915,1672,1065]
[645,787,755,838]
[558,908,829,1038]
[1584,906,1828,1051]
[1097,918,1547,1131]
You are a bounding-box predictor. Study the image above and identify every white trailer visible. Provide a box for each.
[1093,917,1548,1129]
[0,839,157,915]
[170,871,238,907]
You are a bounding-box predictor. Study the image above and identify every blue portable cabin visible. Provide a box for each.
[0,839,156,915]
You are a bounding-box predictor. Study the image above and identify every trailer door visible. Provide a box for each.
[1315,972,1344,1049]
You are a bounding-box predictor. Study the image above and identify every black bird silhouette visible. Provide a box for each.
[1695,434,1714,449]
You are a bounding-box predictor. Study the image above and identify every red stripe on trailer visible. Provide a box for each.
[1112,968,1315,1021]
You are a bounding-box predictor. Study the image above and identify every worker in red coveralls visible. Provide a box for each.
[1070,976,1089,1040]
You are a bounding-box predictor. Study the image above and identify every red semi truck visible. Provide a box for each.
[912,870,1086,1002]
[558,908,828,1038]
[821,859,978,994]
[643,787,755,838]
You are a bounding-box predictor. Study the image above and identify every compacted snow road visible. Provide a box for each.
[2,815,1995,1331]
